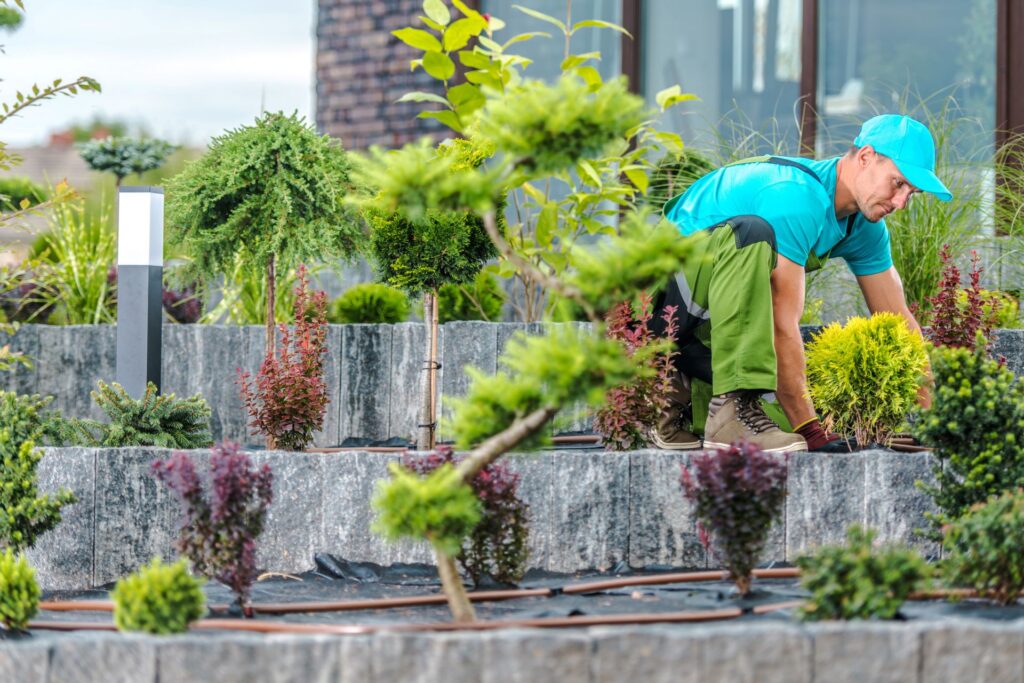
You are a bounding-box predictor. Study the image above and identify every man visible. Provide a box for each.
[652,114,951,453]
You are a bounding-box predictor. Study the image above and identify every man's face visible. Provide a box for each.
[854,149,920,223]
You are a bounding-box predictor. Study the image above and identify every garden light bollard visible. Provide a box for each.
[116,186,163,398]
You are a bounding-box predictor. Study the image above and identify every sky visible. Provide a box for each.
[0,0,315,147]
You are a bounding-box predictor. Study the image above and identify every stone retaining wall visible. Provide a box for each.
[28,447,937,591]
[4,323,1024,448]
[5,620,1024,683]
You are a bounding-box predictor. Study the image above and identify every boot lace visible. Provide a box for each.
[736,393,778,434]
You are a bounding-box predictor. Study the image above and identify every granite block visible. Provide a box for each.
[93,448,202,585]
[250,451,323,573]
[195,325,252,444]
[591,626,701,683]
[340,324,393,441]
[372,631,485,683]
[810,622,922,683]
[0,640,48,683]
[495,322,532,356]
[921,621,1024,683]
[160,324,202,402]
[0,323,39,395]
[388,322,434,445]
[548,322,595,435]
[47,632,156,683]
[502,451,553,571]
[36,325,116,420]
[312,325,344,447]
[701,624,812,683]
[156,634,340,683]
[337,635,375,683]
[480,629,591,683]
[994,329,1024,377]
[545,450,630,572]
[26,447,96,591]
[438,321,498,442]
[628,450,707,569]
[786,451,865,559]
[864,449,939,556]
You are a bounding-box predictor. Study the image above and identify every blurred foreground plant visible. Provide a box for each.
[112,557,206,634]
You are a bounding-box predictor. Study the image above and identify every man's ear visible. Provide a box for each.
[856,145,875,167]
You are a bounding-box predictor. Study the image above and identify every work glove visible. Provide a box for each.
[794,418,849,453]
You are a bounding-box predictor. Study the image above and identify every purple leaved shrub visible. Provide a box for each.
[162,283,202,324]
[151,441,273,614]
[680,441,788,595]
[404,446,529,585]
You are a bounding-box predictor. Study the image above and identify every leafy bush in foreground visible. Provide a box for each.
[112,557,205,634]
[942,489,1024,605]
[0,433,76,553]
[0,548,39,631]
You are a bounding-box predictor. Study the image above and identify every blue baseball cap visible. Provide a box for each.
[853,114,952,202]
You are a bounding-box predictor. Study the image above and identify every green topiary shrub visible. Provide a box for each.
[112,557,206,634]
[942,489,1024,605]
[798,525,929,621]
[0,433,76,553]
[0,548,39,632]
[63,381,213,449]
[912,341,1024,527]
[78,137,176,186]
[328,282,410,324]
[437,271,505,323]
[806,312,928,447]
[680,441,787,595]
[0,176,47,211]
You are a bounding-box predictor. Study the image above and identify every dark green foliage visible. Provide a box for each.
[64,381,213,449]
[112,557,205,634]
[0,176,47,210]
[473,74,648,176]
[680,442,787,594]
[798,526,929,621]
[165,111,362,292]
[437,271,505,323]
[328,283,410,324]
[912,343,1024,528]
[373,463,481,557]
[942,489,1024,605]
[0,549,39,632]
[644,149,715,209]
[0,435,76,552]
[77,137,175,184]
[405,447,529,586]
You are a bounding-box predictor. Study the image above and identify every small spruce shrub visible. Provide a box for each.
[0,391,70,447]
[680,441,787,595]
[112,557,206,634]
[912,342,1024,527]
[63,381,213,449]
[806,312,928,447]
[0,548,40,632]
[797,525,929,621]
[78,137,176,185]
[942,489,1024,605]
[239,266,329,451]
[595,293,679,450]
[0,433,76,553]
[925,245,998,351]
[328,282,409,324]
[404,446,528,585]
[151,442,273,613]
[437,271,506,323]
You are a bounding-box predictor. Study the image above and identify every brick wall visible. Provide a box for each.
[316,0,447,150]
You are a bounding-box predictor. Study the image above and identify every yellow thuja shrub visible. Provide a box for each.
[806,313,929,447]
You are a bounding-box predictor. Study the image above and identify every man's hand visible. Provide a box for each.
[770,255,817,427]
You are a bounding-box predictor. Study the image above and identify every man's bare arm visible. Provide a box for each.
[771,255,817,427]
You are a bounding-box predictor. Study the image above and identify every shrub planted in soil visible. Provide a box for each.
[680,441,787,595]
[942,489,1024,605]
[404,447,529,585]
[112,557,206,634]
[798,525,929,621]
[913,342,1024,527]
[0,432,76,553]
[328,282,409,324]
[0,548,39,632]
[151,442,273,613]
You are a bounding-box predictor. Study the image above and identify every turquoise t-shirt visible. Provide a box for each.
[664,156,892,276]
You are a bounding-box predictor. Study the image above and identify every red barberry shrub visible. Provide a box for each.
[238,265,329,451]
[926,245,999,352]
[151,441,273,614]
[680,441,787,595]
[594,292,679,450]
[404,446,529,586]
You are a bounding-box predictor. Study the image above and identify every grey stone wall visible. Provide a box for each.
[29,447,936,591]
[6,322,1024,448]
[5,621,1024,683]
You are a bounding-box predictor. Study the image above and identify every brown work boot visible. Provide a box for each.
[703,391,807,453]
[649,371,701,450]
